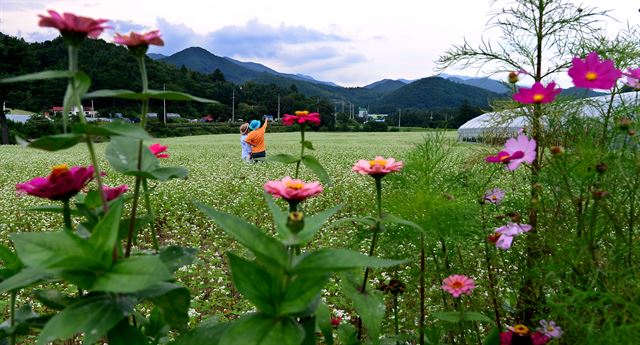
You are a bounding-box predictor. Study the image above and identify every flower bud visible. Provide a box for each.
[617,117,632,130]
[507,212,522,223]
[591,189,609,200]
[508,71,519,84]
[488,233,501,243]
[287,211,305,233]
[550,145,564,156]
[628,129,636,137]
[596,162,607,174]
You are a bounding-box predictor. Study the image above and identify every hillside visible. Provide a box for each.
[364,79,407,93]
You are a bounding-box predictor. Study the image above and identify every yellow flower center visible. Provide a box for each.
[491,195,497,200]
[369,159,388,167]
[585,71,598,81]
[547,325,555,331]
[295,111,309,116]
[285,181,305,190]
[513,325,529,335]
[50,164,70,179]
[533,94,545,102]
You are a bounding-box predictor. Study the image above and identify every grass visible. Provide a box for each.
[0,131,460,324]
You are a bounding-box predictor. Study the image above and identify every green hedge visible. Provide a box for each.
[145,122,297,138]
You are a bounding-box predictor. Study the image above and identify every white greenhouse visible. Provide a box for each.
[457,92,638,142]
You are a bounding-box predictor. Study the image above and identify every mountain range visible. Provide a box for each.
[152,46,603,112]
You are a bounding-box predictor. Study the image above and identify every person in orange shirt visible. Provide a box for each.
[244,118,269,161]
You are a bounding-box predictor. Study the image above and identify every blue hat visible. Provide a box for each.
[249,120,260,130]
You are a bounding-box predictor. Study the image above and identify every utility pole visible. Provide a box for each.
[91,99,95,118]
[398,108,401,128]
[163,84,167,124]
[231,88,235,123]
[277,94,280,120]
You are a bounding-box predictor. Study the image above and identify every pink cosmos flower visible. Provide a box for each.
[352,156,403,177]
[102,184,129,201]
[568,51,622,90]
[513,82,562,104]
[113,30,164,48]
[441,274,476,298]
[484,188,505,205]
[494,222,532,250]
[149,143,169,159]
[486,134,536,171]
[623,67,640,89]
[282,111,321,126]
[38,10,108,40]
[538,320,562,339]
[264,176,323,202]
[16,164,94,201]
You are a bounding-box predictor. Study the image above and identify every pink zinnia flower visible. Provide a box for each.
[512,82,561,104]
[484,188,505,205]
[441,274,476,298]
[623,67,640,89]
[102,184,129,201]
[264,176,323,202]
[352,156,403,177]
[16,164,94,201]
[486,134,536,171]
[282,110,321,126]
[114,30,164,48]
[494,222,532,250]
[500,328,550,345]
[149,143,169,159]
[538,320,562,339]
[568,51,622,90]
[38,10,108,41]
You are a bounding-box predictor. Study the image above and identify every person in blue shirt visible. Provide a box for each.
[239,123,251,162]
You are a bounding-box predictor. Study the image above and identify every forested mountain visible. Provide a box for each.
[364,79,407,93]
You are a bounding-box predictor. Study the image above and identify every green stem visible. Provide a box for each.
[126,176,142,257]
[295,125,305,179]
[62,199,72,231]
[10,291,16,345]
[419,234,425,345]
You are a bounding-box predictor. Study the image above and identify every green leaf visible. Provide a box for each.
[330,216,377,228]
[106,137,159,176]
[0,244,21,277]
[228,253,279,316]
[91,256,171,293]
[483,327,501,345]
[196,203,288,268]
[171,319,229,345]
[341,273,385,345]
[159,246,198,273]
[150,167,189,181]
[37,294,135,345]
[433,311,463,323]
[146,89,218,103]
[11,231,104,272]
[72,72,91,96]
[302,140,315,150]
[108,320,150,345]
[462,311,495,323]
[219,313,304,345]
[302,155,331,185]
[27,133,83,151]
[300,316,316,345]
[280,273,330,315]
[297,205,342,244]
[149,285,191,332]
[293,248,406,274]
[262,192,293,243]
[1,70,73,83]
[0,268,49,293]
[84,89,218,103]
[72,122,152,140]
[337,323,358,345]
[34,290,73,310]
[88,198,123,266]
[315,302,334,345]
[267,153,300,164]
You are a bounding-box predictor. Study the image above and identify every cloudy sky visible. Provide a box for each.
[0,0,636,86]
